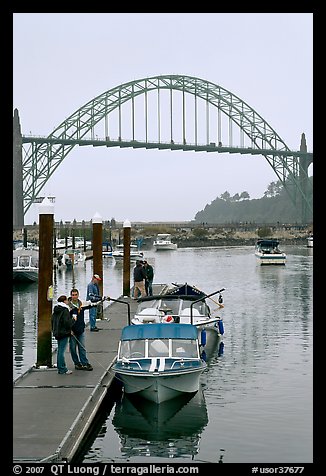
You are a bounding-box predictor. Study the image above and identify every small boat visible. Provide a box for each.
[112,323,207,403]
[13,248,38,282]
[307,235,313,248]
[254,239,286,265]
[131,283,225,355]
[153,233,177,251]
[112,244,144,261]
[56,248,86,269]
[102,241,113,258]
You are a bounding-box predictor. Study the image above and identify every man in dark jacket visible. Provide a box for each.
[68,288,100,370]
[51,295,75,375]
[133,260,147,298]
[86,274,103,331]
[143,260,154,296]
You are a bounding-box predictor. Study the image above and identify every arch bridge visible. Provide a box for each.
[13,75,313,226]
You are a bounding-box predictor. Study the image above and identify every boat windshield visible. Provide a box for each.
[21,256,31,267]
[172,339,198,358]
[159,299,180,315]
[180,300,209,316]
[119,340,145,359]
[148,339,169,357]
[119,338,199,359]
[30,256,38,267]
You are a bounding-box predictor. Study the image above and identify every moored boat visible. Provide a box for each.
[13,248,38,282]
[254,239,286,265]
[112,323,207,403]
[307,235,313,248]
[112,244,144,262]
[153,233,177,251]
[131,283,225,356]
[55,248,86,269]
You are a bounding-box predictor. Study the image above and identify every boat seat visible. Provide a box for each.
[180,308,200,317]
[138,308,162,316]
[142,316,156,323]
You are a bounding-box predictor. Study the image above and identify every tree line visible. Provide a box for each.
[194,178,313,224]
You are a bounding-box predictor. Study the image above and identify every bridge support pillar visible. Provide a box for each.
[299,133,312,224]
[13,108,24,229]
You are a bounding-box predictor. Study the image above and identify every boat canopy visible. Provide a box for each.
[166,283,205,297]
[256,239,280,247]
[137,294,204,303]
[121,323,198,341]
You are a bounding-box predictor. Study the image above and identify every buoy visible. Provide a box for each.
[201,328,207,346]
[218,319,224,335]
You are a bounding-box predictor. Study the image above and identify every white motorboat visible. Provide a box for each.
[55,248,86,269]
[112,244,144,261]
[307,235,313,248]
[13,248,38,282]
[112,323,207,404]
[131,283,225,357]
[153,233,177,251]
[254,239,286,265]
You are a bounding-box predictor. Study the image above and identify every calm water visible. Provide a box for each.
[13,245,313,463]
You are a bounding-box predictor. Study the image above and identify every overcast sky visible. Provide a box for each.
[13,13,313,225]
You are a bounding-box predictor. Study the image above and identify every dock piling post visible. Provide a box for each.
[36,197,54,368]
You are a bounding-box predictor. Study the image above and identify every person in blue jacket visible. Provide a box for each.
[68,288,100,370]
[86,274,103,331]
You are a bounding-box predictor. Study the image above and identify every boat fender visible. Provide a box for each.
[218,341,224,356]
[201,349,207,362]
[218,319,224,335]
[200,329,207,346]
[164,315,174,323]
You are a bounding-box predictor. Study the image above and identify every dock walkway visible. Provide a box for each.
[13,284,167,463]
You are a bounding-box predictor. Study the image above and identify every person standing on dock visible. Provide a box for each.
[133,260,147,298]
[51,295,75,375]
[68,288,99,370]
[143,260,154,296]
[86,274,103,331]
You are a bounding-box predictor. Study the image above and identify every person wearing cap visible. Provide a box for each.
[51,295,75,375]
[143,260,154,296]
[86,274,103,331]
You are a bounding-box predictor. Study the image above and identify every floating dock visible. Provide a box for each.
[13,285,167,462]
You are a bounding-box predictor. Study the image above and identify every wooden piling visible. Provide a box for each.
[92,213,103,317]
[36,198,54,368]
[123,219,131,297]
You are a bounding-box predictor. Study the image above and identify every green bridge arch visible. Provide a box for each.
[17,74,312,220]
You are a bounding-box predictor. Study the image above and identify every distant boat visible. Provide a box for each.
[102,241,113,258]
[254,239,286,265]
[55,248,86,269]
[307,235,313,248]
[153,233,177,251]
[112,323,207,404]
[112,244,144,262]
[13,248,38,282]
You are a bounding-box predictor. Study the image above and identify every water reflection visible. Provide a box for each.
[112,386,208,459]
[13,282,38,376]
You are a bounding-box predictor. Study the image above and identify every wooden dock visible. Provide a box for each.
[13,285,166,463]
